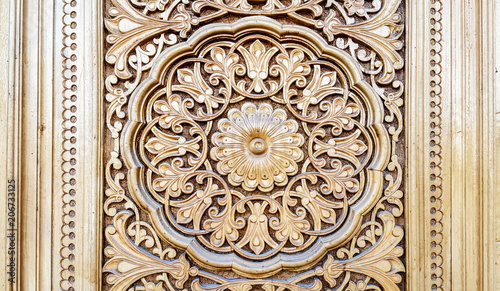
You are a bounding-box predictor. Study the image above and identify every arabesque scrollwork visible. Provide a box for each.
[103,1,405,290]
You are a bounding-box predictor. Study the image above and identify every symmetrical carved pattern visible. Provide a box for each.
[103,1,405,290]
[429,0,444,290]
[60,0,79,290]
[123,32,390,267]
[211,103,305,192]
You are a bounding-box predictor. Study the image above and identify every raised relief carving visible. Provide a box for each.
[104,1,405,290]
[211,102,305,192]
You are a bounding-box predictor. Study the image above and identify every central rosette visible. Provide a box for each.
[211,103,304,192]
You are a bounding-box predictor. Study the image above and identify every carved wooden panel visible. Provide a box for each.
[102,1,405,290]
[4,0,500,290]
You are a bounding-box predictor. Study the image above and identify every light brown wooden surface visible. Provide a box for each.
[0,0,498,290]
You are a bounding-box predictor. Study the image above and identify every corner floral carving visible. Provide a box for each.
[103,212,191,290]
[320,212,404,291]
[323,0,404,84]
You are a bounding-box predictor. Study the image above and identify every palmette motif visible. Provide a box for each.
[103,1,405,290]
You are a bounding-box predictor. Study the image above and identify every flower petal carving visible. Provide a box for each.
[296,66,343,113]
[236,201,279,255]
[238,40,279,93]
[144,127,202,167]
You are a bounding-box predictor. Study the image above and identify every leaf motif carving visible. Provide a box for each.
[320,212,405,290]
[105,15,404,289]
[103,212,191,290]
[324,0,404,84]
[105,0,192,79]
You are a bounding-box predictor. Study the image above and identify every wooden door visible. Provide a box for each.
[1,0,499,290]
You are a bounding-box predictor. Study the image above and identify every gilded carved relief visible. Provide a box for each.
[103,1,405,290]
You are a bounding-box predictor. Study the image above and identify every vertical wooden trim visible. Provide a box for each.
[428,1,447,289]
[494,1,500,289]
[482,0,500,289]
[80,0,104,288]
[449,0,469,288]
[1,0,19,290]
[38,0,56,289]
[444,0,499,289]
[52,0,65,287]
[59,0,81,289]
[18,0,58,289]
[57,0,103,289]
[19,1,40,289]
[407,0,450,289]
[438,0,453,289]
[1,0,58,289]
[406,0,428,289]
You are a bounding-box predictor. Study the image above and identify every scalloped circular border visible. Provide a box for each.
[121,16,391,278]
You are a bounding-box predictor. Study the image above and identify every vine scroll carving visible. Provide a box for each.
[103,1,405,290]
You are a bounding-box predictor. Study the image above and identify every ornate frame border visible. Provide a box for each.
[0,0,499,290]
[428,1,444,289]
[118,18,392,278]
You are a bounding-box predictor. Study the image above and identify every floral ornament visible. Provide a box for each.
[130,0,171,12]
[237,40,279,93]
[211,103,304,192]
[120,20,392,278]
[191,0,323,15]
[224,0,252,11]
[235,200,278,255]
[323,0,403,84]
[344,0,367,17]
[318,212,404,290]
[105,0,192,79]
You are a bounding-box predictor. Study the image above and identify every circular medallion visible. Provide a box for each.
[122,18,390,277]
[211,103,304,192]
